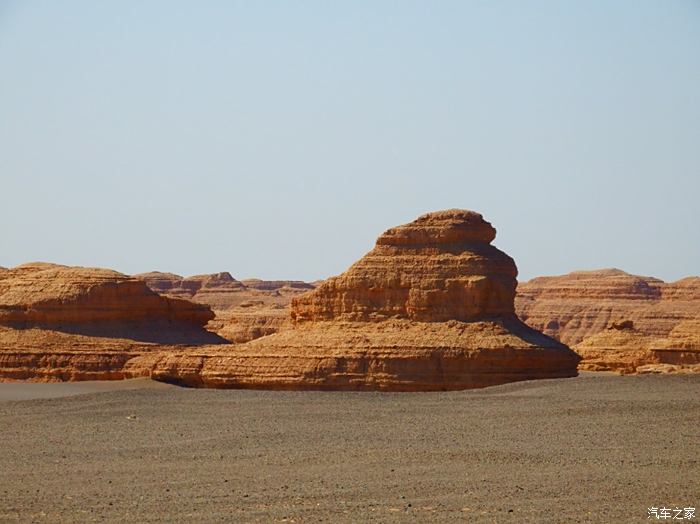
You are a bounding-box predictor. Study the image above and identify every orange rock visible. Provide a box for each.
[647,320,700,372]
[134,271,246,310]
[516,269,700,345]
[1,263,213,327]
[515,269,700,373]
[0,263,223,381]
[573,321,658,373]
[241,279,314,292]
[135,272,316,343]
[293,209,516,323]
[132,210,580,390]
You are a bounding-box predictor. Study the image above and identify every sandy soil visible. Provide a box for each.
[0,378,172,401]
[0,374,698,523]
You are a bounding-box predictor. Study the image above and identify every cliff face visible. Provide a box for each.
[292,210,516,323]
[130,210,580,391]
[516,270,700,373]
[0,263,222,381]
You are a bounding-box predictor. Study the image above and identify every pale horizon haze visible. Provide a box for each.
[1,1,699,282]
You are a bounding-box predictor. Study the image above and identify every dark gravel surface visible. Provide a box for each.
[1,373,698,523]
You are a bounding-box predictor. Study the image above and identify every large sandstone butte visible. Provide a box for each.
[0,263,223,381]
[516,269,700,373]
[129,210,580,390]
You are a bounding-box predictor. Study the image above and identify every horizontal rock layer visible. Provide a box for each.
[0,327,163,381]
[135,272,315,343]
[516,269,700,373]
[1,263,213,327]
[0,263,222,382]
[126,318,579,391]
[292,210,517,323]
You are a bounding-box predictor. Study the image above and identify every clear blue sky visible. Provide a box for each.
[1,1,698,282]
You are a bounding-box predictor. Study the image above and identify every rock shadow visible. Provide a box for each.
[5,320,229,345]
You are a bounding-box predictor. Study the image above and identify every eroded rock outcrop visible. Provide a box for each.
[241,279,315,292]
[130,210,580,390]
[2,263,213,327]
[516,269,700,344]
[134,271,246,310]
[135,272,316,343]
[516,269,700,373]
[644,320,700,373]
[0,263,223,381]
[573,320,658,373]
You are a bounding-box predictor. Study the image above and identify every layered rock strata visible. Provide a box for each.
[646,320,700,373]
[0,263,222,381]
[134,271,246,310]
[516,269,700,372]
[135,272,316,343]
[130,210,580,390]
[516,269,700,344]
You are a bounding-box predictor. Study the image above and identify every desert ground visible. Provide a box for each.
[1,373,698,523]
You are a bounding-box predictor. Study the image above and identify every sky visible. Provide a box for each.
[1,1,699,282]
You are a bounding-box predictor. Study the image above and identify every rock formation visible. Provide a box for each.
[0,263,223,381]
[134,271,246,310]
[643,320,700,373]
[241,279,315,292]
[573,320,657,373]
[516,269,700,373]
[1,263,213,327]
[516,269,700,344]
[135,272,316,343]
[129,210,580,390]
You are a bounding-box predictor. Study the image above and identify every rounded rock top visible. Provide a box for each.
[376,209,497,246]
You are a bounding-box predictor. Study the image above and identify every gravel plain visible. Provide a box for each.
[0,373,698,523]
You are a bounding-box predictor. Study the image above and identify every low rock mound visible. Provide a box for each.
[1,263,213,329]
[644,320,700,373]
[132,210,580,390]
[0,263,223,381]
[241,279,315,292]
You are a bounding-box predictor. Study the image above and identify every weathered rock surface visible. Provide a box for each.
[135,272,316,343]
[516,269,700,373]
[573,320,658,373]
[292,210,516,323]
[212,305,290,344]
[241,279,315,292]
[645,320,700,373]
[0,263,223,381]
[134,271,246,310]
[516,269,700,344]
[130,210,580,390]
[2,263,214,327]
